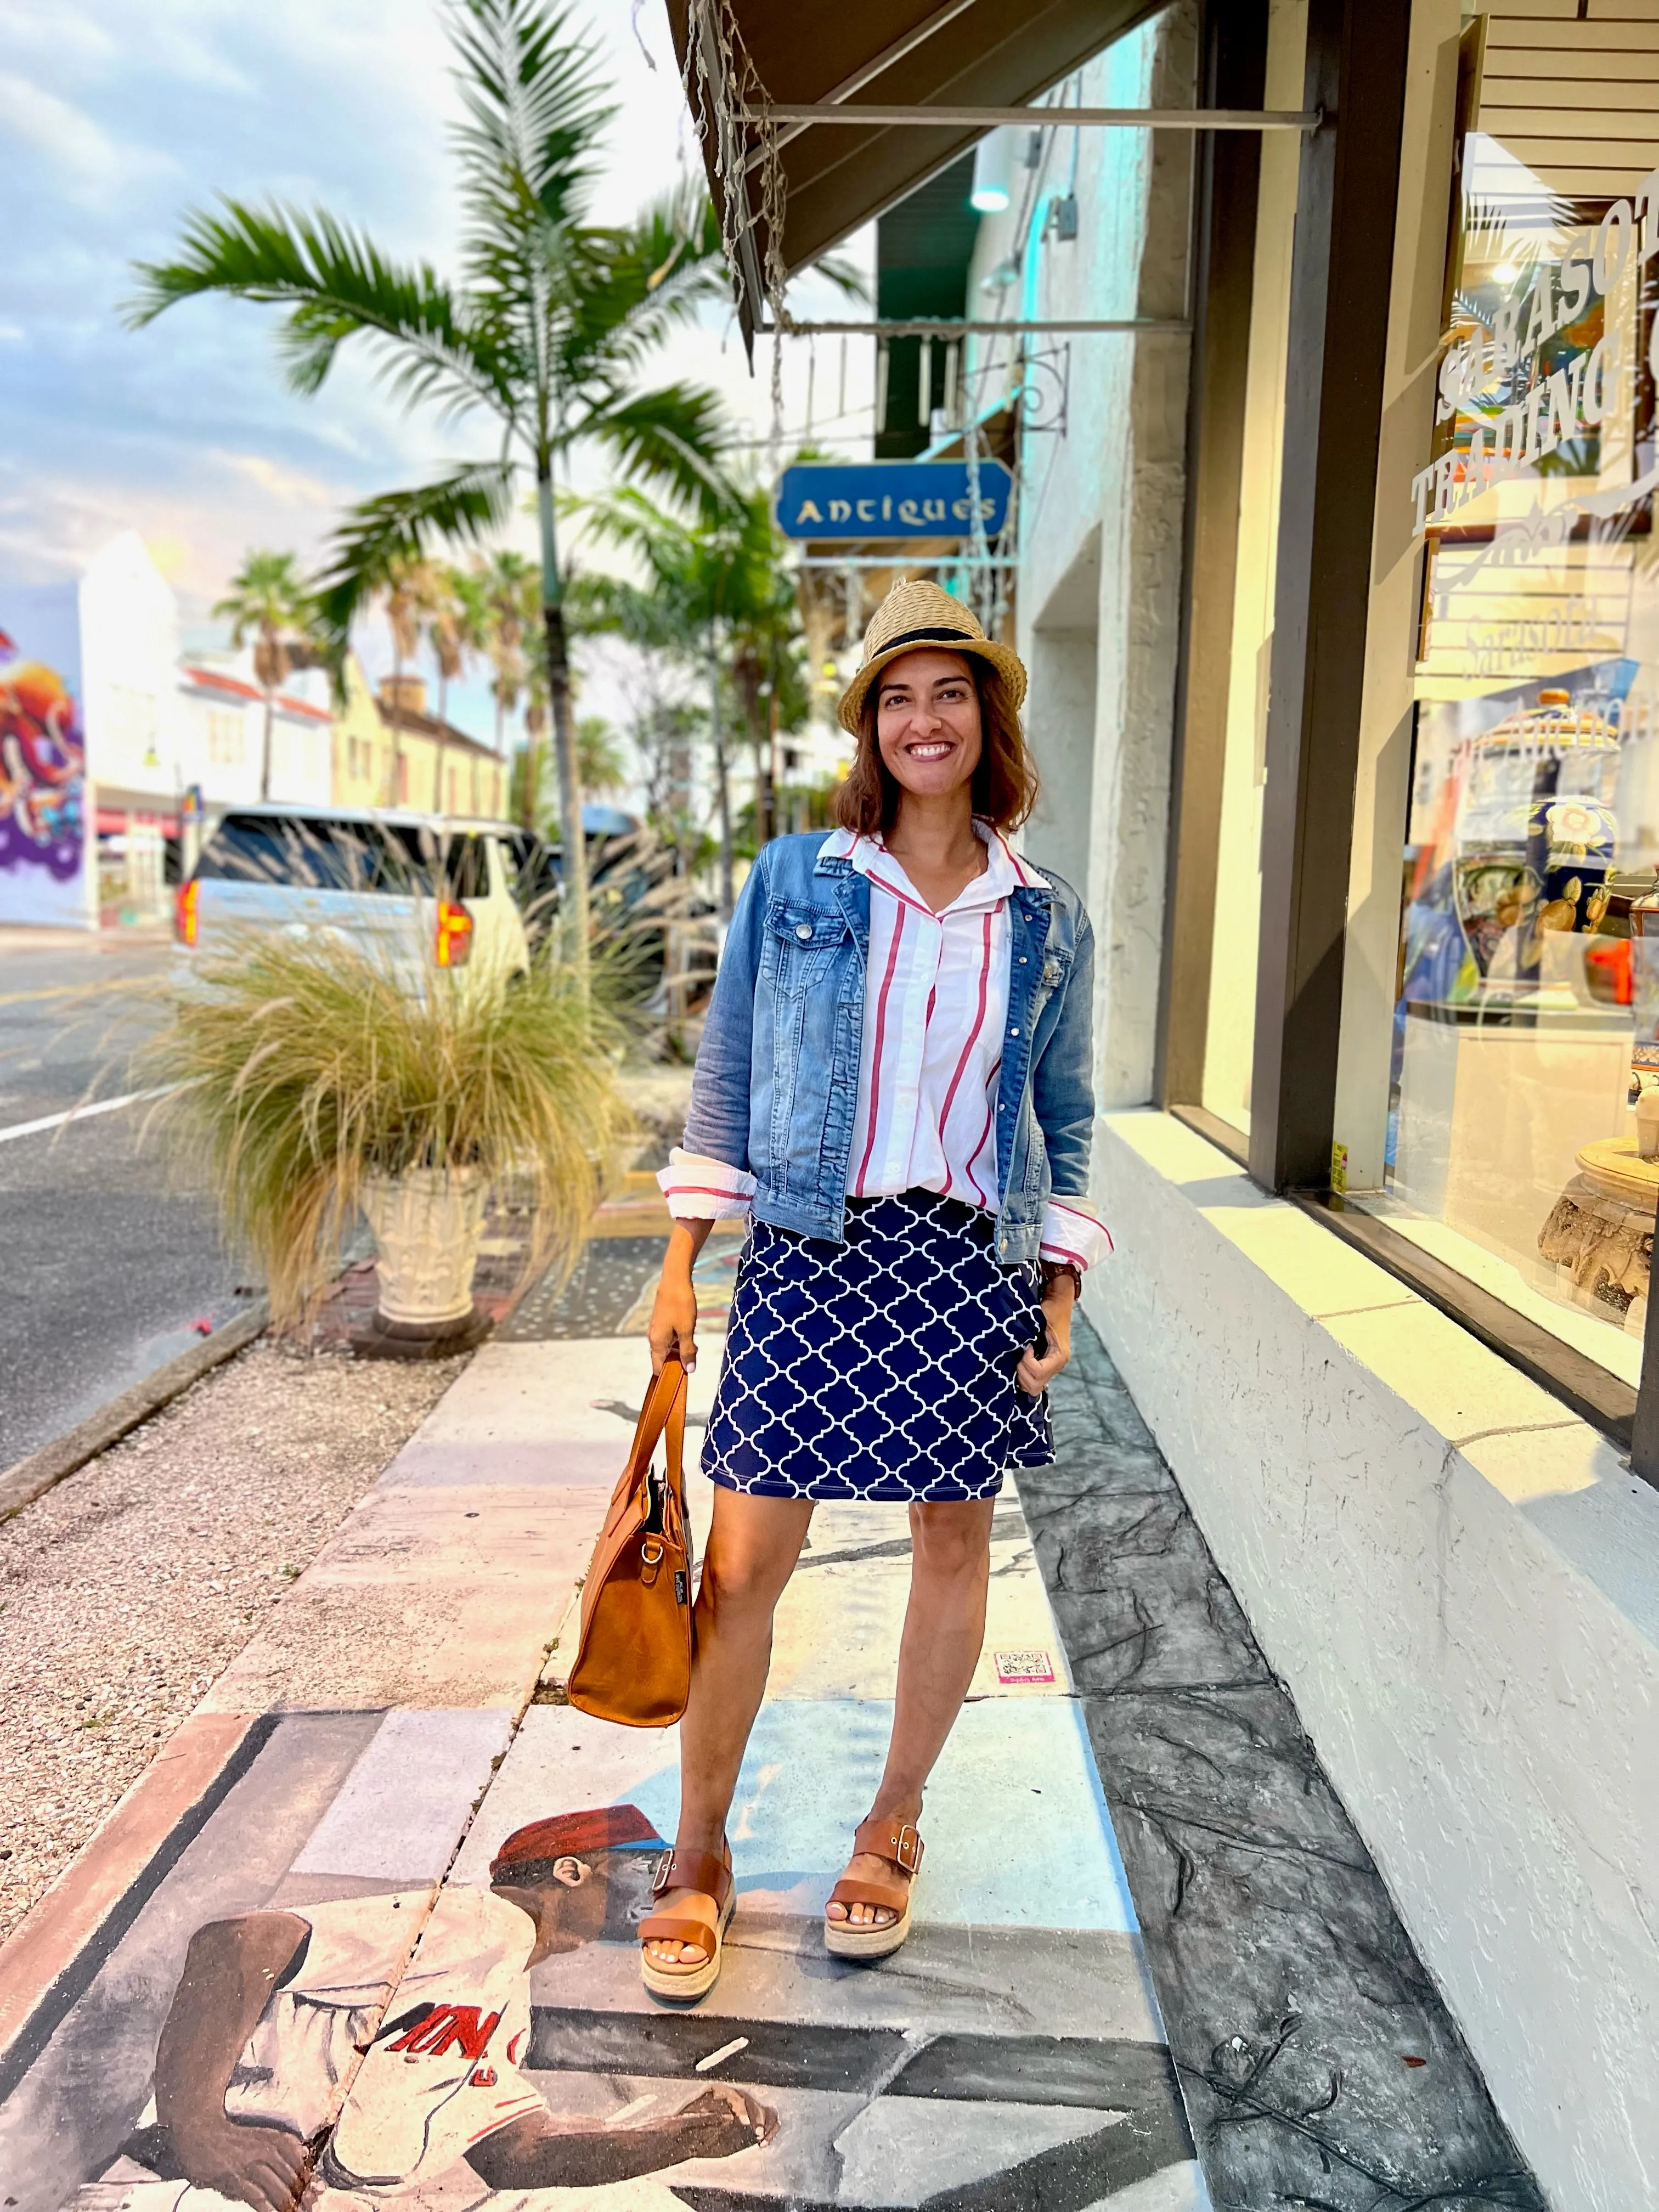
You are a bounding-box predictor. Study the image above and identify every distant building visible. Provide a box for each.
[177,655,334,813]
[332,665,507,821]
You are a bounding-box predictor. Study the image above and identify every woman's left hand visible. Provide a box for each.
[1017,1279,1074,1396]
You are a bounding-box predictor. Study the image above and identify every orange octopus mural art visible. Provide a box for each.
[0,630,86,881]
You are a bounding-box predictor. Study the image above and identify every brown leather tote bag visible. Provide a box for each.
[566,1354,695,1727]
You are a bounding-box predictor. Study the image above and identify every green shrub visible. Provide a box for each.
[140,930,631,1325]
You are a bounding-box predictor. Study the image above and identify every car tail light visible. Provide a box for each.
[175,879,199,947]
[436,900,473,968]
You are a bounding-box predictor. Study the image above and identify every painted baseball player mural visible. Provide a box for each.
[83,1808,774,2208]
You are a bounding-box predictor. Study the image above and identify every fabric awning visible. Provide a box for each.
[666,0,1164,334]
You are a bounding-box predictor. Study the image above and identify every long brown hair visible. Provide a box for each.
[834,653,1039,837]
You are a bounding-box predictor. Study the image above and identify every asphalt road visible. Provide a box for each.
[0,940,253,1468]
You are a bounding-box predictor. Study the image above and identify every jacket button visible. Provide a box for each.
[1009,1027,1019,1038]
[1019,955,1028,964]
[796,922,813,940]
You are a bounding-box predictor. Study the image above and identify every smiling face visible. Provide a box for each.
[874,648,984,806]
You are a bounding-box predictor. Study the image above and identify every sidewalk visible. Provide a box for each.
[0,1256,1541,2209]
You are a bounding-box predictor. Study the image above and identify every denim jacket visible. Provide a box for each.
[682,831,1096,1265]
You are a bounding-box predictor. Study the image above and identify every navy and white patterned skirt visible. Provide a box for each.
[702,1188,1053,1502]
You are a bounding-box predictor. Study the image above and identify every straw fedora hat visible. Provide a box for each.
[837,579,1027,736]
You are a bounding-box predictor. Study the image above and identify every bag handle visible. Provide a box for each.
[625,1355,687,1501]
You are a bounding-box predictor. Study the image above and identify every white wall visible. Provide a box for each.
[78,532,180,806]
[1089,1110,1659,2212]
[983,3,1195,1111]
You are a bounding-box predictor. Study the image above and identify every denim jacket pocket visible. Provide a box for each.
[763,900,850,997]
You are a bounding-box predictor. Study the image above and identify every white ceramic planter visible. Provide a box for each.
[362,1167,487,1328]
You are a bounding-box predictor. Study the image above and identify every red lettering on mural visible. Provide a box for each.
[385,2003,501,2059]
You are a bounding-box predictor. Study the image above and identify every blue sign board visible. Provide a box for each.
[775,460,1014,541]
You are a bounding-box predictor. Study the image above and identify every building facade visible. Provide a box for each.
[0,535,514,932]
[331,665,508,821]
[996,8,1658,2205]
[679,0,1658,2200]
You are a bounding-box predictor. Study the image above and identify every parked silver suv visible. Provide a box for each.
[176,807,537,982]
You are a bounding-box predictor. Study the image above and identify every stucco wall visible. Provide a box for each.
[980,4,1194,1112]
[1088,1109,1659,2212]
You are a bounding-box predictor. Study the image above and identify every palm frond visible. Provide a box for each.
[126,198,512,420]
[560,188,726,371]
[446,0,616,285]
[570,381,735,521]
[311,462,518,656]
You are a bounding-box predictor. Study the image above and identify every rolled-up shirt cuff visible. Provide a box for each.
[658,1147,757,1222]
[1039,1195,1113,1272]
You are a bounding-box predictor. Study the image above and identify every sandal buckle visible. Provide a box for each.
[893,1822,922,1872]
[651,1847,675,1897]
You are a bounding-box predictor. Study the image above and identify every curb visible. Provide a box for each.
[0,1302,270,1525]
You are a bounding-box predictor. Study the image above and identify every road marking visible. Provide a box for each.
[0,1087,174,1144]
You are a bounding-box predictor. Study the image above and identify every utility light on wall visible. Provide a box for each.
[970,132,1012,212]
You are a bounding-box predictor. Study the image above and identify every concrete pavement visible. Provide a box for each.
[0,1281,1206,2209]
[0,1234,1542,2211]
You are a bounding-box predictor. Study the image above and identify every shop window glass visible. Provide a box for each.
[1376,4,1659,1381]
[1200,0,1306,1133]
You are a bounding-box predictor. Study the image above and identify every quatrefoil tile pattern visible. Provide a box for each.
[702,1190,1054,1500]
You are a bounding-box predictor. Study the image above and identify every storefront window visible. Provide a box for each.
[1376,8,1659,1381]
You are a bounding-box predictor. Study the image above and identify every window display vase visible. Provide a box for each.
[362,1166,488,1330]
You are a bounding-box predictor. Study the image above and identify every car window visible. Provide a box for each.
[195,815,386,893]
[444,833,489,900]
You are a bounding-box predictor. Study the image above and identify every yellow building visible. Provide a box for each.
[331,662,509,820]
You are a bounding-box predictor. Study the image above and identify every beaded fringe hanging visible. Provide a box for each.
[680,0,792,446]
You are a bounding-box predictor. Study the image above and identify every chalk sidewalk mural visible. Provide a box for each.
[0,1334,1206,2211]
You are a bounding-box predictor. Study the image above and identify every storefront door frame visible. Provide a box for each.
[1248,0,1414,1194]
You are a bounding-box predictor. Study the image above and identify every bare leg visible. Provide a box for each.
[645,1488,814,1968]
[827,1496,994,1929]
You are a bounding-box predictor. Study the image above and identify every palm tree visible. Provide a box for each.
[428,563,484,813]
[730,557,806,849]
[577,715,626,797]
[126,0,732,967]
[577,486,780,921]
[377,552,433,806]
[475,550,535,766]
[212,551,321,802]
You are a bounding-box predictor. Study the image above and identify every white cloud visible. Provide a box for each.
[0,70,177,202]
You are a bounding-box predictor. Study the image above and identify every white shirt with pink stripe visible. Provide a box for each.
[659,824,1112,1273]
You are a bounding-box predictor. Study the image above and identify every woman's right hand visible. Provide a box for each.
[648,1220,712,1374]
[648,1267,699,1375]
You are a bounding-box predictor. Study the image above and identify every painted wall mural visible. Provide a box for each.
[0,586,89,928]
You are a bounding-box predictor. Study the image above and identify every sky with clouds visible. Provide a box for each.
[0,0,874,741]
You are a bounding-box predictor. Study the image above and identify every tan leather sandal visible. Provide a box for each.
[824,1815,923,1961]
[639,1842,736,2002]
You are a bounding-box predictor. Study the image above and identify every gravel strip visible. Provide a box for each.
[0,1341,464,1944]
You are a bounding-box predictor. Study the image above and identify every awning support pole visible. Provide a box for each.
[758,318,1191,336]
[746,104,1321,131]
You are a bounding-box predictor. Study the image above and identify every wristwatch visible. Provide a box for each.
[1040,1260,1083,1302]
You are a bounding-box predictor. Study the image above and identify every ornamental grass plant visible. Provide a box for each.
[138,928,631,1328]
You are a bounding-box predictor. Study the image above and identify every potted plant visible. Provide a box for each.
[141,926,629,1339]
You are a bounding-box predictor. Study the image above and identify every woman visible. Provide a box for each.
[639,580,1109,2002]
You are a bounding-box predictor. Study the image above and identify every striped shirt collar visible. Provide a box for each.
[820,822,1048,911]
